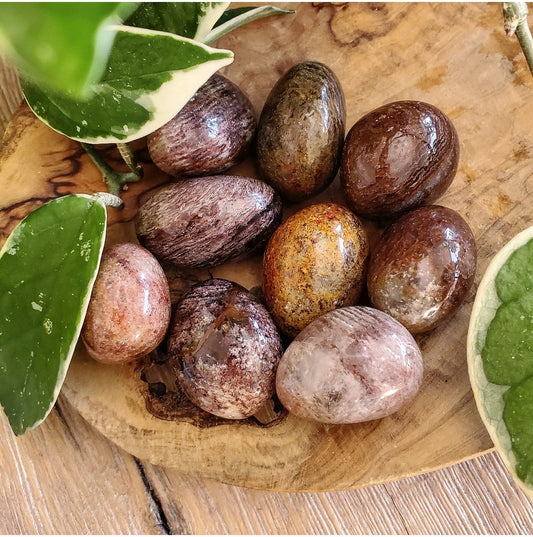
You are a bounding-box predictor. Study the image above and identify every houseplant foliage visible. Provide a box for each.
[0,2,291,144]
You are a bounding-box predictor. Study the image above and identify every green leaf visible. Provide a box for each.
[204,5,295,44]
[495,238,533,303]
[21,26,234,144]
[0,2,138,99]
[503,375,533,485]
[467,226,533,499]
[481,289,533,385]
[125,2,229,41]
[0,195,107,435]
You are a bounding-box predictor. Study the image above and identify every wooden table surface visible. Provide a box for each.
[1,5,533,533]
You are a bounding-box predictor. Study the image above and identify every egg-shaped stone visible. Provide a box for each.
[167,279,283,419]
[256,61,346,201]
[276,306,424,424]
[367,205,477,334]
[135,175,282,268]
[147,74,256,177]
[263,202,369,337]
[82,243,171,364]
[341,100,459,219]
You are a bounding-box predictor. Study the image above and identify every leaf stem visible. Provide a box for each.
[81,142,142,200]
[117,142,144,178]
[503,2,533,76]
[92,192,124,209]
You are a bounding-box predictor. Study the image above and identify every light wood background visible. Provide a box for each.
[2,3,533,533]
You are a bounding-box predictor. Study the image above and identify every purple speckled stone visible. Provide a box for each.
[276,306,423,424]
[148,74,256,178]
[167,279,283,419]
[135,175,282,268]
[82,243,171,364]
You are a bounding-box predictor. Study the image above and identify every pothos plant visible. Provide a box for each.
[0,2,292,435]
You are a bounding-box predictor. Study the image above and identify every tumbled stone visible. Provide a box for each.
[167,279,283,419]
[341,100,459,219]
[367,205,477,334]
[263,202,369,338]
[276,306,424,423]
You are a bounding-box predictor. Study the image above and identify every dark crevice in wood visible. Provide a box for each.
[133,457,172,535]
[383,483,410,534]
[53,397,81,451]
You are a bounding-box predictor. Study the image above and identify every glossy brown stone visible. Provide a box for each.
[367,205,477,334]
[276,306,424,424]
[341,100,459,219]
[256,61,346,201]
[167,279,283,419]
[147,74,256,177]
[135,175,282,268]
[263,202,369,338]
[82,243,171,364]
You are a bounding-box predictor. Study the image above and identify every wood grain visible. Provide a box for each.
[0,1,516,491]
[1,3,533,533]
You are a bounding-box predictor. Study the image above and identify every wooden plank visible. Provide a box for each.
[0,400,165,534]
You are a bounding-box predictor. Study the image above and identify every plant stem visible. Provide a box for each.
[503,2,533,76]
[117,142,144,178]
[81,143,142,200]
[92,192,125,209]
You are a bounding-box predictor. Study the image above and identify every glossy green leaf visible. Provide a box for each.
[22,26,233,144]
[204,5,295,44]
[125,2,228,40]
[467,226,533,499]
[0,2,137,99]
[0,195,107,435]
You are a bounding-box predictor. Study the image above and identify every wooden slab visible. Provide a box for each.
[1,3,532,491]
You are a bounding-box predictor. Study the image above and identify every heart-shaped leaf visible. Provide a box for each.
[0,194,107,435]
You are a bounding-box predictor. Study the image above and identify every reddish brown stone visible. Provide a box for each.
[367,205,477,334]
[341,100,459,219]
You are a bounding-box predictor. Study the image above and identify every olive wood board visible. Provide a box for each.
[1,2,532,492]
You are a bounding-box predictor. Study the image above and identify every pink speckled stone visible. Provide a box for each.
[276,306,423,424]
[82,243,171,364]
